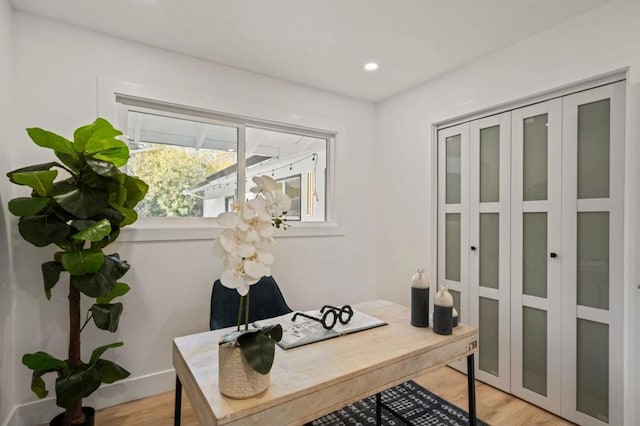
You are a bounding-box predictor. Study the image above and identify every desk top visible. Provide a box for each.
[173,299,478,425]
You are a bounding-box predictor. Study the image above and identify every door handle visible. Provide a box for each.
[471,246,477,251]
[550,252,558,258]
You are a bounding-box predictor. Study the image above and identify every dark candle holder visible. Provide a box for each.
[410,287,430,327]
[433,305,453,335]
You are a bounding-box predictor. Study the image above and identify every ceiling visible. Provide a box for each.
[11,0,612,102]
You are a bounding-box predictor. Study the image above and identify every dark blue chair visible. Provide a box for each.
[209,276,293,330]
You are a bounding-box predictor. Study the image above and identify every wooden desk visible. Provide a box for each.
[173,300,478,425]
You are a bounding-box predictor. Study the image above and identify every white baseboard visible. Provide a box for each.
[4,368,176,426]
[1,406,17,426]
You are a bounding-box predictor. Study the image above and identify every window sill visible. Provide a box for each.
[117,218,344,242]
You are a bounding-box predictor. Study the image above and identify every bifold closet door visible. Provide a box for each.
[469,112,511,391]
[510,99,563,414]
[560,82,625,426]
[437,124,470,330]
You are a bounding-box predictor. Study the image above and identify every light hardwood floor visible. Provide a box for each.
[95,366,573,425]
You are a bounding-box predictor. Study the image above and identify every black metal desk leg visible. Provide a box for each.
[467,354,477,426]
[174,375,182,426]
[376,392,382,425]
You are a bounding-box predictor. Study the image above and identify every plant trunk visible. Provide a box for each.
[65,283,85,426]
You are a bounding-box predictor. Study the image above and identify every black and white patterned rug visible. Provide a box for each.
[311,380,488,426]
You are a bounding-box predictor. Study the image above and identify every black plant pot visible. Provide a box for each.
[50,407,95,426]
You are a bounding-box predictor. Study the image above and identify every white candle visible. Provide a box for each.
[411,267,430,289]
[435,287,453,307]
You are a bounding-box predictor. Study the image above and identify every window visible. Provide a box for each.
[224,196,235,212]
[118,97,332,224]
[276,175,301,221]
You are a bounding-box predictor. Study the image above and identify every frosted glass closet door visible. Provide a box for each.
[510,99,563,414]
[560,82,625,426]
[469,112,511,391]
[438,124,470,329]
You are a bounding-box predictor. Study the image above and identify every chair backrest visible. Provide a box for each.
[210,276,293,330]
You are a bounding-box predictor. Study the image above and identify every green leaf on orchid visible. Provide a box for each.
[238,332,276,375]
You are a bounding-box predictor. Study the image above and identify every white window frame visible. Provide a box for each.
[97,77,342,241]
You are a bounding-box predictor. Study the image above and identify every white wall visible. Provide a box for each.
[7,11,376,424]
[376,0,640,423]
[0,0,15,423]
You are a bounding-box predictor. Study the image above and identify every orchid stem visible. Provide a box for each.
[244,292,250,331]
[237,295,244,332]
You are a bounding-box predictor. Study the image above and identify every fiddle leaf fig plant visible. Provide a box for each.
[6,118,148,425]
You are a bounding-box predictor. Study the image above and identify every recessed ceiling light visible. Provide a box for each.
[364,62,379,72]
[227,148,235,152]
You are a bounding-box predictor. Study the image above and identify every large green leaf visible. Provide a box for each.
[10,170,58,197]
[97,282,130,304]
[30,371,51,399]
[238,332,277,375]
[61,249,105,275]
[72,219,111,242]
[27,127,78,158]
[73,118,122,152]
[85,133,129,168]
[95,359,130,384]
[109,202,138,227]
[55,365,102,409]
[94,207,126,225]
[70,254,129,297]
[53,185,109,219]
[22,352,67,400]
[122,175,149,208]
[6,161,62,176]
[54,152,80,172]
[8,197,49,217]
[18,215,69,247]
[41,261,65,300]
[89,342,124,364]
[90,303,123,332]
[86,157,119,177]
[103,254,130,279]
[22,351,67,371]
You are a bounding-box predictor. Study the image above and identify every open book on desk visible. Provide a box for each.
[253,309,387,349]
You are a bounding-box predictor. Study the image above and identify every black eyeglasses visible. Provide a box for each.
[292,305,353,330]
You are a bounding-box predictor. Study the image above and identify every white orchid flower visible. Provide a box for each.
[219,228,240,253]
[251,175,278,194]
[220,266,250,296]
[244,260,271,280]
[216,211,242,228]
[214,174,291,298]
[257,249,274,265]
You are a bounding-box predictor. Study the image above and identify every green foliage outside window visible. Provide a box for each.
[128,144,235,217]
